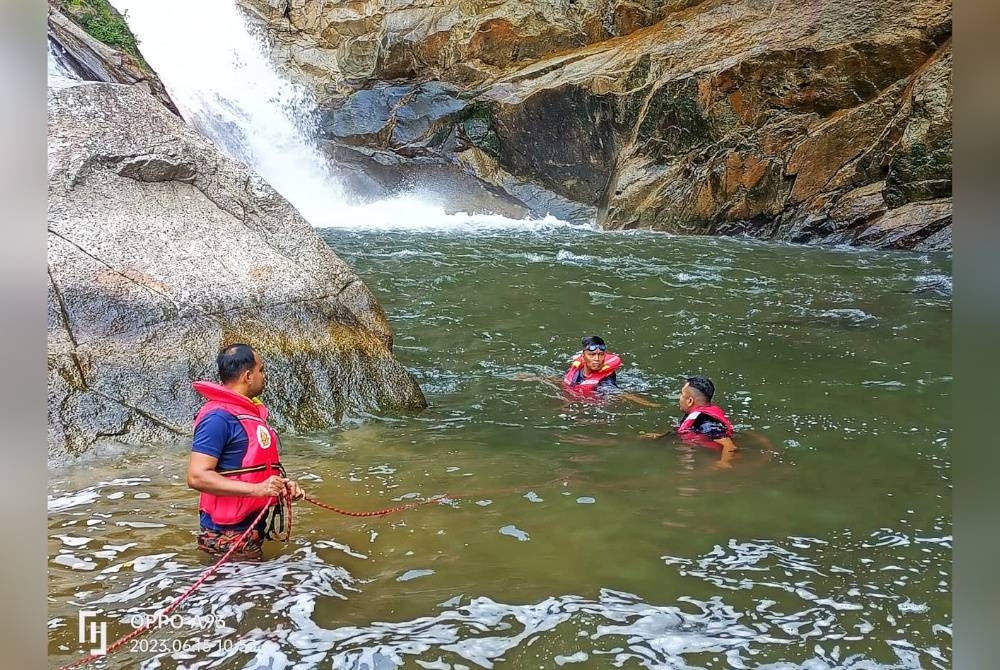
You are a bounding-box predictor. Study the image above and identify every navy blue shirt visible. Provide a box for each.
[569,369,618,389]
[192,409,259,531]
[686,412,729,439]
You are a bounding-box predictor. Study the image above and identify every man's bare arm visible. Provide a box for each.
[511,372,562,386]
[618,391,660,408]
[713,437,738,469]
[187,452,285,498]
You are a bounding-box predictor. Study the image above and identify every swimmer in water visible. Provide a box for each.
[642,375,738,466]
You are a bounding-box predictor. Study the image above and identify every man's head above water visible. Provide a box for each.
[580,335,608,373]
[217,343,267,399]
[678,375,715,414]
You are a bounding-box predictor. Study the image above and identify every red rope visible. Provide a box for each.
[302,494,451,517]
[57,491,444,669]
[59,499,277,670]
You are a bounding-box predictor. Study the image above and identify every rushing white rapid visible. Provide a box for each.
[109,0,574,232]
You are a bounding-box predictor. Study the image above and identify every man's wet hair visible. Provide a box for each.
[685,375,715,402]
[218,343,256,383]
[581,335,606,349]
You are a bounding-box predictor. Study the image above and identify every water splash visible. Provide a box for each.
[109,0,574,232]
[109,0,343,223]
[47,40,80,87]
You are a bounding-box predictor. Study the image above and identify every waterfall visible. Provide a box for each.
[108,0,571,231]
[47,40,81,87]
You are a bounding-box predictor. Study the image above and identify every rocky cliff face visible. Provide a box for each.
[242,0,690,95]
[243,0,951,250]
[48,1,179,114]
[48,81,426,460]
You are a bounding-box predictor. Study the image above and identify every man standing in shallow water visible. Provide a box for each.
[187,343,303,559]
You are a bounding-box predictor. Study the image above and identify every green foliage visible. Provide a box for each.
[462,104,501,158]
[60,0,150,73]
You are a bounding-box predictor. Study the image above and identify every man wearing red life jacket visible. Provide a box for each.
[563,335,621,391]
[642,375,738,465]
[676,376,736,448]
[187,344,303,559]
[560,335,659,407]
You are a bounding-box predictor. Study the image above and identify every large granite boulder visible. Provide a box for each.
[47,81,426,461]
[316,81,535,218]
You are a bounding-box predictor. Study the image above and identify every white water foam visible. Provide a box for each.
[47,40,80,88]
[110,0,574,233]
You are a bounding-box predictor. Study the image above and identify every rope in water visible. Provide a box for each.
[58,500,274,670]
[57,492,449,670]
[302,493,450,517]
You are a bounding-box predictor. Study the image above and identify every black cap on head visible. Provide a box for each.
[685,375,715,402]
[581,335,606,348]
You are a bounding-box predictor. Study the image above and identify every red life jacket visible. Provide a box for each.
[192,380,282,526]
[562,353,622,389]
[677,404,734,445]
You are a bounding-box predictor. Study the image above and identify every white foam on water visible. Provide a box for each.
[47,489,100,512]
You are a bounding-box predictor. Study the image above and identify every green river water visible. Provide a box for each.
[49,227,951,669]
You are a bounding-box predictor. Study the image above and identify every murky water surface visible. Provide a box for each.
[49,229,950,669]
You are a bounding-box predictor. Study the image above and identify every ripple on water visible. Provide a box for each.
[48,478,152,512]
[499,525,530,541]
[659,526,950,669]
[398,569,435,582]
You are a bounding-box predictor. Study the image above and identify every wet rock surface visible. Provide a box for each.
[48,2,179,114]
[243,0,951,249]
[48,82,426,460]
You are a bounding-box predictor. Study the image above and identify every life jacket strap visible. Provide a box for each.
[217,461,285,477]
[234,413,265,423]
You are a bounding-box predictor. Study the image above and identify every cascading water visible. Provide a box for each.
[109,0,573,232]
[47,40,80,87]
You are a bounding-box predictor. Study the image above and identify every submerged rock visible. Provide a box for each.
[47,82,426,460]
